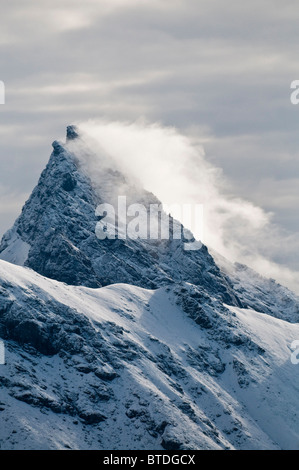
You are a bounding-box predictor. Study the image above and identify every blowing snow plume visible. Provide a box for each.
[75,119,299,294]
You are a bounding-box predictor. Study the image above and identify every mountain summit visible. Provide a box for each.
[1,126,297,319]
[0,125,239,304]
[1,126,299,450]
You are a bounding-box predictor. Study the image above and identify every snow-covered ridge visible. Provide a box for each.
[1,125,299,450]
[1,259,299,450]
[0,227,30,266]
[212,249,299,323]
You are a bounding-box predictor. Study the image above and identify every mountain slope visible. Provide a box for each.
[0,126,238,306]
[1,125,299,450]
[1,259,299,450]
[212,249,299,323]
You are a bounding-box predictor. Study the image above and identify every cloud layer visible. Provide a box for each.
[77,119,299,293]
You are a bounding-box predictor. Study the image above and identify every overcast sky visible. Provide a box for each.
[0,0,298,286]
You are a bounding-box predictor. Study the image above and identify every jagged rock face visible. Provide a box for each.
[0,127,239,306]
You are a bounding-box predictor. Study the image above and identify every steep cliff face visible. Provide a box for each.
[0,126,239,306]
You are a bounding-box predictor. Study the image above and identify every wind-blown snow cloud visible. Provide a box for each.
[78,119,299,294]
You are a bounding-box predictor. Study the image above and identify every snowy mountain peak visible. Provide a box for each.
[1,125,299,450]
[1,125,298,323]
[0,126,240,307]
[66,124,80,141]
